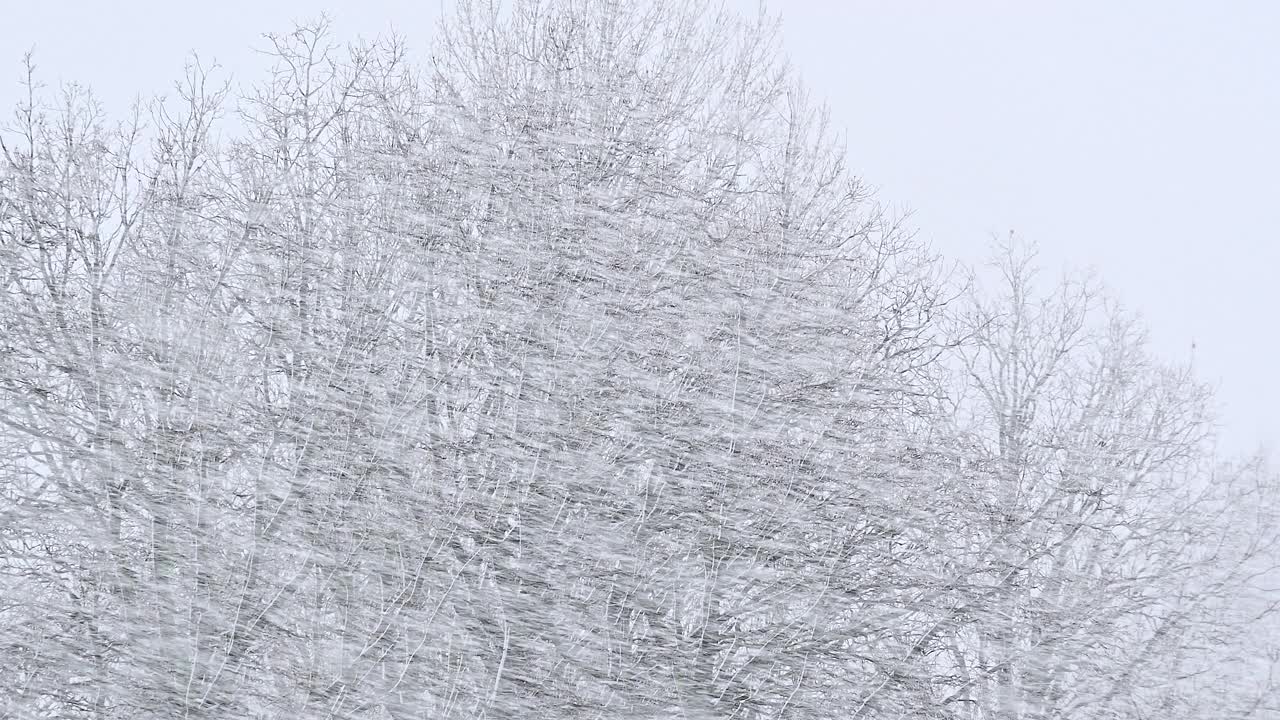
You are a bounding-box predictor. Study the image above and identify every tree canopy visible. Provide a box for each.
[1,2,1277,718]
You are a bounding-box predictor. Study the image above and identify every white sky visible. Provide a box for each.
[5,0,1277,460]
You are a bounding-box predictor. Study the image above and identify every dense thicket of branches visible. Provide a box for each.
[1,1,1277,718]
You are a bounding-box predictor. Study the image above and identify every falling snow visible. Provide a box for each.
[1,2,1278,718]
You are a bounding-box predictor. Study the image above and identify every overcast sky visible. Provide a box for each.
[6,1,1277,460]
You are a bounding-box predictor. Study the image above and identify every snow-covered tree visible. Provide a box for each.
[1,2,1276,719]
[940,238,1280,718]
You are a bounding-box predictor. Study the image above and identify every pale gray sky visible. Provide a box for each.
[6,1,1277,459]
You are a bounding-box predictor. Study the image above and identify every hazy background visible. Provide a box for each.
[5,0,1276,460]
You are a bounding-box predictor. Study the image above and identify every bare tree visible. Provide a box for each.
[2,4,1276,720]
[943,237,1280,719]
